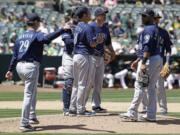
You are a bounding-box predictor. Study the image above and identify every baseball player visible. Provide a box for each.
[61,11,78,116]
[120,8,163,122]
[69,6,104,116]
[85,7,115,113]
[5,13,69,132]
[142,11,172,115]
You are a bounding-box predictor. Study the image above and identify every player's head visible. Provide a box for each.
[25,13,41,30]
[154,11,162,24]
[71,6,79,25]
[140,7,155,25]
[74,6,91,23]
[94,7,108,23]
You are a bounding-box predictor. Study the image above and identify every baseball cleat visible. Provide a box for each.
[29,118,39,124]
[63,111,69,116]
[140,114,156,122]
[63,108,70,116]
[119,112,138,121]
[160,111,168,116]
[77,111,95,117]
[19,124,35,132]
[92,106,107,113]
[68,110,77,116]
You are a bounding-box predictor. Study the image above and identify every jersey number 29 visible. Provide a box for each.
[19,40,30,53]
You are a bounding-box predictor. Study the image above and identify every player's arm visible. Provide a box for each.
[131,57,141,71]
[141,51,150,72]
[62,33,74,47]
[5,40,19,80]
[164,30,172,64]
[106,28,115,60]
[37,25,70,44]
[141,31,152,72]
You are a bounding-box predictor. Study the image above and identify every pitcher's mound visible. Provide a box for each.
[0,114,180,134]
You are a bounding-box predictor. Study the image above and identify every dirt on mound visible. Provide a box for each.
[0,114,180,134]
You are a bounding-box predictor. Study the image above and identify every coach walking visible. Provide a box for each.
[5,13,69,132]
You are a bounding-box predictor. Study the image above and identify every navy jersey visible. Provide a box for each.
[136,24,160,59]
[62,30,74,55]
[73,22,95,55]
[158,27,172,58]
[8,29,65,71]
[89,22,111,56]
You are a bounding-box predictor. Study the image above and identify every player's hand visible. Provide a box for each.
[63,23,71,31]
[111,51,116,61]
[140,64,146,73]
[5,71,13,80]
[131,60,138,71]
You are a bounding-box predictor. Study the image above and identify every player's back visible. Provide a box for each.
[73,22,94,55]
[15,30,45,63]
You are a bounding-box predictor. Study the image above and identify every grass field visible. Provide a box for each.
[0,109,62,118]
[0,109,180,119]
[0,88,180,102]
[0,86,180,135]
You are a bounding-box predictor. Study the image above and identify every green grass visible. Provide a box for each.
[0,89,180,102]
[0,109,61,118]
[0,109,180,119]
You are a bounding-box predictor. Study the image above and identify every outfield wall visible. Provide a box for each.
[0,54,179,85]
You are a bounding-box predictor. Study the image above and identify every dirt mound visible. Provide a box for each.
[0,114,180,134]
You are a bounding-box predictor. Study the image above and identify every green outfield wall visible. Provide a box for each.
[0,54,179,85]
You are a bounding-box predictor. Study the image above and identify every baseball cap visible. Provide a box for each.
[94,7,108,17]
[25,13,41,23]
[140,7,155,17]
[75,6,89,18]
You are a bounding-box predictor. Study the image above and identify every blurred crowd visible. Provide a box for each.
[0,0,179,56]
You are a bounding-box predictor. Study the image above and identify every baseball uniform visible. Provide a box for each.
[7,13,66,129]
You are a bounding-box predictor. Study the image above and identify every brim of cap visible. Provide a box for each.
[26,19,42,23]
[95,10,108,16]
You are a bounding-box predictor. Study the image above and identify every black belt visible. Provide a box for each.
[19,60,39,63]
[94,53,103,57]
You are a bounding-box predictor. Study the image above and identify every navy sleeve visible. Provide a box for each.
[142,30,153,52]
[164,30,172,53]
[62,33,73,47]
[62,33,71,40]
[37,28,65,44]
[105,27,112,46]
[8,40,19,71]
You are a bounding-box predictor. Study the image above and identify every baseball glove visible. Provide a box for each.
[137,70,149,87]
[104,48,112,64]
[160,63,170,79]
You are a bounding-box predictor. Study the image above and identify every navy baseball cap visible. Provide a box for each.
[140,7,155,17]
[94,7,108,17]
[75,6,89,18]
[26,13,41,23]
